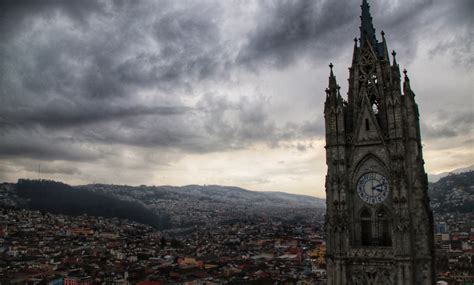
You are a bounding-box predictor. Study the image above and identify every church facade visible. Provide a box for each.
[323,1,435,284]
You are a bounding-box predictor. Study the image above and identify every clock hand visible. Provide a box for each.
[372,187,384,193]
[373,182,385,188]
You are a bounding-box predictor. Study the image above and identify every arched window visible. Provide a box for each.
[376,208,392,246]
[360,208,372,246]
[369,92,378,112]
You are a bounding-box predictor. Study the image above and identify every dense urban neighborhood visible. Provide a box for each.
[430,172,474,284]
[0,208,326,284]
[0,171,473,284]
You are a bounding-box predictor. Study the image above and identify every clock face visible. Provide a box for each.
[357,172,389,204]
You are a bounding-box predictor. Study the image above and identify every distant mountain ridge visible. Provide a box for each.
[2,167,470,230]
[166,184,325,208]
[1,180,325,231]
[77,183,325,229]
[428,164,474,182]
[78,183,325,207]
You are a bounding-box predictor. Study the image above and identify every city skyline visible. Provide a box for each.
[1,0,473,197]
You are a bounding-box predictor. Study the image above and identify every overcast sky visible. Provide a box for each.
[0,0,472,197]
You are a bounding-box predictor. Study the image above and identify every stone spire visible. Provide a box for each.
[381,31,390,62]
[403,69,415,97]
[391,50,401,86]
[392,50,398,66]
[329,62,337,89]
[360,0,377,48]
[352,38,358,65]
[325,63,342,107]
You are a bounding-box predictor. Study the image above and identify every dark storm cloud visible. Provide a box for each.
[421,111,474,140]
[150,5,227,85]
[238,0,433,68]
[1,0,227,101]
[1,4,163,101]
[0,0,471,164]
[197,94,277,149]
[237,0,359,68]
[0,129,98,161]
[0,0,227,161]
[292,119,325,139]
[196,94,324,152]
[377,0,473,65]
[65,93,323,155]
[0,0,106,41]
[426,0,474,68]
[435,0,473,27]
[79,116,200,150]
[238,0,472,69]
[429,39,473,68]
[0,100,191,130]
[109,2,229,93]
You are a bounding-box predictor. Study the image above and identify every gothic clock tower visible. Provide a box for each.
[324,1,435,284]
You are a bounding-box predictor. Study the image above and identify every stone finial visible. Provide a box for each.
[392,50,397,65]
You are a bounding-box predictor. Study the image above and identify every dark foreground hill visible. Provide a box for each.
[14,179,171,229]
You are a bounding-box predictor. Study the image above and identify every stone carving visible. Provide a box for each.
[348,247,394,259]
[351,267,394,285]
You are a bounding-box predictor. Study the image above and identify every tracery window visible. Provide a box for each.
[359,207,392,247]
[376,207,392,246]
[360,208,372,246]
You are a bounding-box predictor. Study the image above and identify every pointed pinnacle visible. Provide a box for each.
[392,50,397,65]
[403,69,413,96]
[360,0,376,47]
[403,69,410,81]
[329,62,335,76]
[328,63,337,89]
